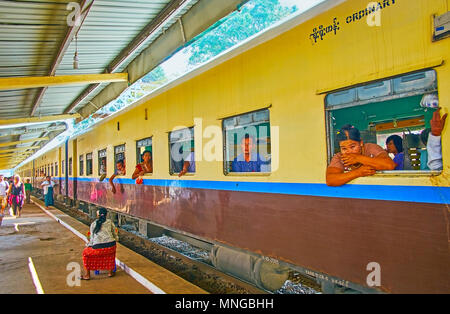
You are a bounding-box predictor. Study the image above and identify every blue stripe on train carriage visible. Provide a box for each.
[63,177,449,205]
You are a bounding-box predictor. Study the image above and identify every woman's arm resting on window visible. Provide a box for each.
[342,154,396,171]
[326,166,376,187]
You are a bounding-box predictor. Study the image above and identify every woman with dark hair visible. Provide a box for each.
[326,124,396,186]
[6,175,25,218]
[80,208,118,280]
[132,150,153,182]
[385,135,404,170]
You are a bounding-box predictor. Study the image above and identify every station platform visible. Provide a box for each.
[0,199,207,294]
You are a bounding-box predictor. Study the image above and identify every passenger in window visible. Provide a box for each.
[109,159,126,194]
[420,108,447,170]
[231,134,267,173]
[178,146,195,177]
[132,150,153,182]
[326,124,396,186]
[385,135,404,170]
[99,158,107,182]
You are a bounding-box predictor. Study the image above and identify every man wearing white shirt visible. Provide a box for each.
[41,176,56,209]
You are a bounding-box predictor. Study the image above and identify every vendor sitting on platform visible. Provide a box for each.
[326,124,396,187]
[80,208,118,280]
[109,159,126,194]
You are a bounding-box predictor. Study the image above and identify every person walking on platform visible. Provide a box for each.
[41,176,56,209]
[0,175,9,218]
[24,179,32,204]
[80,208,118,280]
[6,175,25,218]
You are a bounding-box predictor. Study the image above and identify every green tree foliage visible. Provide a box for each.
[187,0,296,66]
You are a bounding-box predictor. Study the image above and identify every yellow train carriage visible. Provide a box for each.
[24,0,449,293]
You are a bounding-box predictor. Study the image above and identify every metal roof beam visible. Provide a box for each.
[0,137,49,148]
[0,125,66,138]
[108,0,189,74]
[30,0,95,116]
[0,153,33,159]
[0,146,40,153]
[0,73,128,91]
[63,0,196,115]
[0,114,79,127]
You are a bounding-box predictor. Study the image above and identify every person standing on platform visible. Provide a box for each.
[7,175,25,218]
[41,176,56,209]
[0,175,9,218]
[24,179,32,204]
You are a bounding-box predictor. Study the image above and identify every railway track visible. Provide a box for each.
[41,194,319,294]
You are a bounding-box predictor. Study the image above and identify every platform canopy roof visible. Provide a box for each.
[0,0,247,170]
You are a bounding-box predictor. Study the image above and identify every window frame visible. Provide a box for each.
[114,144,126,173]
[79,155,84,176]
[86,153,93,176]
[168,127,195,176]
[136,137,153,175]
[222,108,272,176]
[324,69,441,175]
[98,149,107,176]
[68,157,72,176]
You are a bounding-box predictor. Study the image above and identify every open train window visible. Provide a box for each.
[55,162,58,177]
[86,153,93,176]
[325,69,441,174]
[114,144,126,173]
[68,158,72,176]
[62,160,64,175]
[98,149,107,176]
[223,109,271,175]
[79,155,84,176]
[51,164,54,177]
[169,127,195,175]
[136,138,153,172]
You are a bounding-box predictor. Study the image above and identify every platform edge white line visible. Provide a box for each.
[28,257,45,294]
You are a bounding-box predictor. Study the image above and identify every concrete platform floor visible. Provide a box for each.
[0,203,151,294]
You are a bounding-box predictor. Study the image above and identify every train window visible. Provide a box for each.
[223,109,271,174]
[79,155,84,176]
[136,137,152,163]
[98,149,107,176]
[169,127,195,175]
[86,153,93,176]
[69,158,72,176]
[55,162,58,177]
[62,160,64,175]
[51,164,54,177]
[326,69,440,172]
